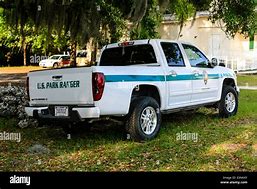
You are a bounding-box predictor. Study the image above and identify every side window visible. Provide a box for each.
[161,42,185,67]
[182,44,209,68]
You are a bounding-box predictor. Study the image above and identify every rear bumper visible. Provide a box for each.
[25,106,100,121]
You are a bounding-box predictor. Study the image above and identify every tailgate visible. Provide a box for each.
[28,67,94,105]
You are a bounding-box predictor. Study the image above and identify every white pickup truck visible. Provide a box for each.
[25,39,239,141]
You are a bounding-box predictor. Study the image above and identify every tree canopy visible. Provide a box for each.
[209,0,257,37]
[1,0,256,43]
[1,0,257,66]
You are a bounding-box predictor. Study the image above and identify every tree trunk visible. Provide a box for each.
[22,35,27,66]
[70,41,77,67]
[91,39,98,65]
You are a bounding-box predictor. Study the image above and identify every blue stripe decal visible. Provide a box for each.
[209,74,220,79]
[105,73,223,82]
[166,75,192,81]
[222,73,233,77]
[105,75,165,82]
[194,74,220,80]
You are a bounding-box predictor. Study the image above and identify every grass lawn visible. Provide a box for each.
[0,89,257,172]
[237,74,257,86]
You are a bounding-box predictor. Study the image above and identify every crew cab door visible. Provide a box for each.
[160,42,192,108]
[182,44,220,104]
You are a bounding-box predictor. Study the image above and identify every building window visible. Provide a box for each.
[249,35,254,50]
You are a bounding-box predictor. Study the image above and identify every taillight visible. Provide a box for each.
[26,76,30,100]
[92,72,105,101]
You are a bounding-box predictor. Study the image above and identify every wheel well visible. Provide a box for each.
[223,78,235,88]
[131,85,161,106]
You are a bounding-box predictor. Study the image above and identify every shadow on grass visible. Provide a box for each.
[35,108,218,143]
[1,108,220,148]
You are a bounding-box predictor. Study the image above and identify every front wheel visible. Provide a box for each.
[218,85,238,118]
[126,97,161,141]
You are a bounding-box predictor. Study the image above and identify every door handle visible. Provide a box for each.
[52,75,63,81]
[193,70,200,77]
[169,70,177,77]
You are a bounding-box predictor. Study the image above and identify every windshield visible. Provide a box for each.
[100,44,157,66]
[50,55,60,60]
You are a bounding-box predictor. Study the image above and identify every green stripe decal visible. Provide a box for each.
[104,73,224,82]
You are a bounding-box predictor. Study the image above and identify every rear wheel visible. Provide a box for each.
[53,63,58,68]
[218,85,238,118]
[126,97,161,141]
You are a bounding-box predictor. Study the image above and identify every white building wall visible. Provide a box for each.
[159,14,257,71]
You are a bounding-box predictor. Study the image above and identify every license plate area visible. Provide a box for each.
[55,106,69,117]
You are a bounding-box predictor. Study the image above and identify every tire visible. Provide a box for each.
[53,63,58,68]
[218,85,238,118]
[126,96,161,141]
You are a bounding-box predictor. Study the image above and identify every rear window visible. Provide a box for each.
[99,44,157,66]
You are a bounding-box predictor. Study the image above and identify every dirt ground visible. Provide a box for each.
[0,66,43,86]
[0,66,43,73]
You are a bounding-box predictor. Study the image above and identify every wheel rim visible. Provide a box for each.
[54,64,58,68]
[140,106,157,135]
[225,92,236,113]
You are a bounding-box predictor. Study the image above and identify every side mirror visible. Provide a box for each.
[210,58,218,67]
